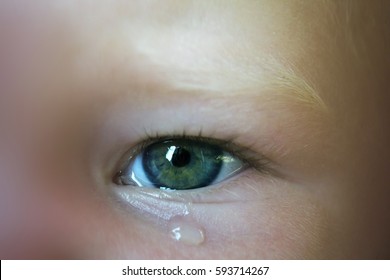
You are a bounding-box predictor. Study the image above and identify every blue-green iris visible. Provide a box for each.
[142,139,223,190]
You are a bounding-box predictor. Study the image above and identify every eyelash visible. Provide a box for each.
[113,130,274,183]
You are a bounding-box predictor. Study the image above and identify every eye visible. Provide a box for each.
[114,138,247,190]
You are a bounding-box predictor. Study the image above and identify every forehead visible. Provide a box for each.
[63,0,329,95]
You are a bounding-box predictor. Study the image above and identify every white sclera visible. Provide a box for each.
[121,155,154,187]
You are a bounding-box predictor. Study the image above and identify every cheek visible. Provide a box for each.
[189,189,331,259]
[0,180,78,258]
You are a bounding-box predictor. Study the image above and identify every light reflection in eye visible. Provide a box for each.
[165,146,177,161]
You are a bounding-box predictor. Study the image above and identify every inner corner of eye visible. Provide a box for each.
[112,137,247,190]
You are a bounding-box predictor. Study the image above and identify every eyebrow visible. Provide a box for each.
[258,57,327,112]
[166,54,328,112]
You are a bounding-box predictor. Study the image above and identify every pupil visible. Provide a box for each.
[170,147,191,167]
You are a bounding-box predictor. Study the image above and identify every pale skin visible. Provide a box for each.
[0,0,389,259]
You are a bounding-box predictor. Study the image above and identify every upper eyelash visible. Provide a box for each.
[115,130,275,178]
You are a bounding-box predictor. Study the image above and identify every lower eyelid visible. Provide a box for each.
[112,168,263,207]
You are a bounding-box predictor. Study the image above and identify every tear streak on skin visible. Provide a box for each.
[114,188,206,246]
[114,188,191,220]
